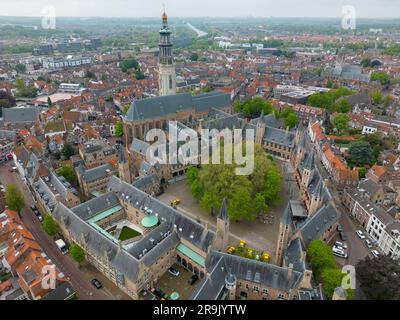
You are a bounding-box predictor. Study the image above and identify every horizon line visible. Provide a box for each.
[0,15,400,20]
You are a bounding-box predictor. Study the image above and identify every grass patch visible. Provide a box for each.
[118,226,141,241]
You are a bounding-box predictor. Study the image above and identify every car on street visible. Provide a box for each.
[339,231,347,241]
[168,267,180,277]
[91,279,103,289]
[332,246,348,259]
[170,198,181,206]
[337,224,343,233]
[37,214,43,222]
[9,166,17,172]
[365,239,373,249]
[334,241,347,249]
[356,230,366,239]
[371,249,380,258]
[188,274,199,285]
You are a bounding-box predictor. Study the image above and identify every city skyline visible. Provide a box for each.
[0,0,400,18]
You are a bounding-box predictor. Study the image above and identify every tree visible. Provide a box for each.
[284,112,298,129]
[58,165,77,184]
[358,167,367,179]
[5,184,25,216]
[326,79,334,88]
[371,71,390,86]
[332,113,349,134]
[15,78,38,98]
[70,243,85,265]
[61,143,75,159]
[119,58,139,72]
[370,91,383,105]
[14,64,26,73]
[235,98,273,118]
[334,98,351,113]
[321,268,346,299]
[115,122,124,138]
[356,256,400,300]
[42,215,59,236]
[360,58,371,68]
[190,144,281,221]
[47,97,52,107]
[307,240,337,279]
[190,53,199,61]
[348,141,375,166]
[134,70,145,80]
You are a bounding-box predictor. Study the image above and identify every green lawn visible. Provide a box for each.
[118,226,141,241]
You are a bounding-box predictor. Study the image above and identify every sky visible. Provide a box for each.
[0,0,399,18]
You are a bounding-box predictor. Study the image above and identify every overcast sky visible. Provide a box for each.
[1,0,399,18]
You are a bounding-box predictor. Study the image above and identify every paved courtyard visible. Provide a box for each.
[156,264,196,300]
[157,159,296,258]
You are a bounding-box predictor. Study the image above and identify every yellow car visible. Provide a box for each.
[262,253,270,262]
[227,246,236,254]
[170,198,181,206]
[238,240,246,248]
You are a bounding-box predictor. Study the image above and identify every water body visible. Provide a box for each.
[186,23,207,38]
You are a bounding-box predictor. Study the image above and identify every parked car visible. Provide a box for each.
[170,198,181,206]
[150,288,168,300]
[339,231,347,241]
[365,239,373,249]
[371,250,380,258]
[334,241,347,249]
[356,230,365,239]
[37,214,43,222]
[188,274,199,286]
[332,246,348,259]
[337,224,343,233]
[91,279,103,289]
[168,267,180,277]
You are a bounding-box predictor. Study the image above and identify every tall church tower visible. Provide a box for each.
[213,198,230,252]
[158,9,176,96]
[118,147,131,184]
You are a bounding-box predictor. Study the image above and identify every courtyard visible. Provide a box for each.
[157,159,297,259]
[155,263,197,300]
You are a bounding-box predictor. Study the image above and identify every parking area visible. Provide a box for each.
[155,264,197,300]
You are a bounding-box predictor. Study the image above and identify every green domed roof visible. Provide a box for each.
[141,215,159,228]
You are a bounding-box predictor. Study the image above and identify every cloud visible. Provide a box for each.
[0,0,398,18]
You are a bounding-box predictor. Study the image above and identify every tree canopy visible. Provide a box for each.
[5,184,25,215]
[119,58,139,72]
[332,113,349,134]
[58,165,77,184]
[307,87,354,110]
[356,256,400,300]
[115,122,124,138]
[61,143,75,159]
[186,144,281,221]
[42,215,59,236]
[233,97,273,118]
[347,140,375,167]
[371,71,390,86]
[70,243,86,264]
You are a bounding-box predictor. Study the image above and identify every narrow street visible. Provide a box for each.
[0,164,130,300]
[311,142,370,267]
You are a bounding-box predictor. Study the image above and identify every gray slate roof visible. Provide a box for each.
[124,92,231,122]
[3,107,38,124]
[81,163,114,182]
[72,192,119,221]
[107,176,215,251]
[300,203,339,247]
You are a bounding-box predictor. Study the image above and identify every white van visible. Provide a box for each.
[55,239,68,254]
